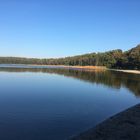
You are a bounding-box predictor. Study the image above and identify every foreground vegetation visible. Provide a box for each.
[0,44,140,70]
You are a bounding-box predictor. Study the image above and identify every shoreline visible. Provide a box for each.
[0,64,140,74]
[69,103,140,140]
[0,64,107,71]
[110,69,140,74]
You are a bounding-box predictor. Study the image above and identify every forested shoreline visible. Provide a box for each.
[0,44,140,70]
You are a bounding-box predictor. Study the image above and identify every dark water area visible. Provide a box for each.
[0,65,140,140]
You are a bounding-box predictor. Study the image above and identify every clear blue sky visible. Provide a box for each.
[0,0,140,58]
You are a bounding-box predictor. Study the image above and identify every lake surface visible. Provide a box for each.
[0,65,140,140]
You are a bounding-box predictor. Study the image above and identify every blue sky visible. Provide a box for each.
[0,0,140,58]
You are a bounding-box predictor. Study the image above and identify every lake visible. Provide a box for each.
[0,65,140,140]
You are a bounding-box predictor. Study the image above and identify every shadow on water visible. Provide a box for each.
[0,67,140,97]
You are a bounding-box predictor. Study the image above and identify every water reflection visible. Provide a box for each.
[0,66,140,140]
[0,67,140,96]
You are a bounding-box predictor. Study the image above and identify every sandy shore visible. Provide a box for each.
[112,69,140,74]
[59,66,140,74]
[69,104,140,140]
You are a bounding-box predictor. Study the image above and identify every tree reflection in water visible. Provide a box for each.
[0,67,140,97]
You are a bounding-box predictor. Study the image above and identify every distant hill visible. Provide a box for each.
[0,44,140,70]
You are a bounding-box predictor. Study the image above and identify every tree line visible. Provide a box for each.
[0,44,140,70]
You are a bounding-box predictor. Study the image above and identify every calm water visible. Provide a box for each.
[0,65,140,140]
